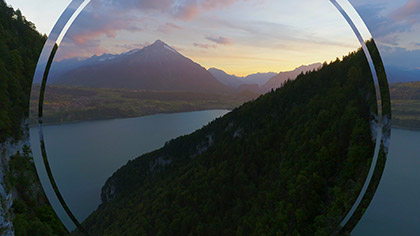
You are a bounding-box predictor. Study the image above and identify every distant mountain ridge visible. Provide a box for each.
[49,40,323,95]
[209,63,322,93]
[208,68,276,88]
[207,68,244,88]
[240,72,278,86]
[51,40,231,94]
[262,63,322,93]
[385,65,420,83]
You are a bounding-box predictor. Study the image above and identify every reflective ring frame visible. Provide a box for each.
[29,0,391,234]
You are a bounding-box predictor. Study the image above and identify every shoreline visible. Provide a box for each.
[28,108,232,128]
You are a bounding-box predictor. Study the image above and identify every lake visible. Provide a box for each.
[31,115,420,233]
[30,109,229,230]
[352,128,420,235]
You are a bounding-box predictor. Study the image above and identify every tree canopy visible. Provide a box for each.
[0,0,46,141]
[73,46,377,236]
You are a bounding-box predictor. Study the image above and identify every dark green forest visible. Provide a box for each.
[73,46,377,236]
[4,146,67,236]
[0,1,67,235]
[0,0,45,141]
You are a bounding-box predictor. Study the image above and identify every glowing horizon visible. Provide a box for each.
[7,0,420,73]
[45,0,363,76]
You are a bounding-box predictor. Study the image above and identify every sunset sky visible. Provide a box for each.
[6,0,420,76]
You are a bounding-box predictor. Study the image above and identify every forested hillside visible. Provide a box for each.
[0,1,67,235]
[0,0,45,141]
[73,46,377,236]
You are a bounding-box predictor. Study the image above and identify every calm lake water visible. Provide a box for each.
[30,110,229,230]
[352,128,420,235]
[31,116,420,233]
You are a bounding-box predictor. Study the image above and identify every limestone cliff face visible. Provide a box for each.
[0,133,29,235]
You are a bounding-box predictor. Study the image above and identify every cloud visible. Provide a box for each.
[391,0,420,25]
[173,0,201,20]
[205,36,232,45]
[356,0,420,45]
[55,38,106,61]
[60,0,246,46]
[193,43,217,49]
[356,5,406,38]
[158,22,183,33]
[91,0,173,12]
[201,0,241,10]
[65,4,144,45]
[172,0,247,20]
[355,2,420,45]
[137,0,174,10]
[114,42,152,51]
[56,0,247,59]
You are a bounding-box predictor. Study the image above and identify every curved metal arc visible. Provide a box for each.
[33,0,92,235]
[329,0,388,230]
[31,0,390,235]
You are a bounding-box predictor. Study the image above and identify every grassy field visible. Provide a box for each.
[30,85,256,125]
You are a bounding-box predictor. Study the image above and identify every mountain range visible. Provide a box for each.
[207,68,277,88]
[385,65,420,83]
[51,40,230,94]
[47,40,323,95]
[209,63,322,93]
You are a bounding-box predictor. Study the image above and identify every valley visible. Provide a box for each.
[30,84,253,125]
[389,82,420,129]
[34,39,322,126]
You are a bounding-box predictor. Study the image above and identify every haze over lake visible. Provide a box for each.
[30,110,229,230]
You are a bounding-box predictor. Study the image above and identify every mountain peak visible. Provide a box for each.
[148,39,179,54]
[152,39,166,46]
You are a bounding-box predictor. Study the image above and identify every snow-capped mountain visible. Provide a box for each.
[51,40,230,94]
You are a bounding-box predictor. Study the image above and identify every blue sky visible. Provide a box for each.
[6,0,420,75]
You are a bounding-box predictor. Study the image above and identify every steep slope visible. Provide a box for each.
[262,63,322,92]
[73,47,377,235]
[0,1,46,141]
[208,68,243,88]
[0,1,67,235]
[53,40,231,94]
